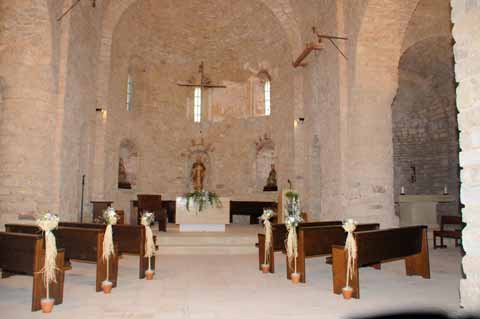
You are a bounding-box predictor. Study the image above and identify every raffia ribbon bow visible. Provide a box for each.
[141,212,156,272]
[343,219,357,288]
[37,212,59,300]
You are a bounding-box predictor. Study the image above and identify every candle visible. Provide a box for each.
[443,185,448,195]
[401,186,405,195]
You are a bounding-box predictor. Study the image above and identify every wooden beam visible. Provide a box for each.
[292,42,323,68]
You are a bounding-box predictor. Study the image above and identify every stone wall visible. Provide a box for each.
[451,0,480,311]
[96,0,295,218]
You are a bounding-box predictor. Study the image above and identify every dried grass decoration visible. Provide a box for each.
[140,212,156,277]
[259,209,276,267]
[342,219,358,297]
[102,207,117,289]
[285,214,304,276]
[36,212,60,303]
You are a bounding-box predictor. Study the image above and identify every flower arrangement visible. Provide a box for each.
[103,207,118,225]
[141,211,155,225]
[140,211,156,279]
[285,191,300,217]
[185,190,221,213]
[342,219,358,298]
[36,212,60,312]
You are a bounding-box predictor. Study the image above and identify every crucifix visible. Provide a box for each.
[176,62,227,92]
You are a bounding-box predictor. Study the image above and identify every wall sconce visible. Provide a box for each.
[96,108,107,120]
[294,117,305,128]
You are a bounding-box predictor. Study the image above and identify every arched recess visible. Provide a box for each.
[118,139,139,190]
[255,134,276,190]
[392,36,459,218]
[344,0,420,227]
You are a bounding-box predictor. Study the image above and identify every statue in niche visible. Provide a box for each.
[263,164,278,191]
[191,156,206,191]
[118,157,131,189]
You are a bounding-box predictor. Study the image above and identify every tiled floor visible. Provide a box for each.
[0,243,465,319]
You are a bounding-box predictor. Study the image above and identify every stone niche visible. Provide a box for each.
[118,139,138,189]
[182,138,214,192]
[255,134,276,191]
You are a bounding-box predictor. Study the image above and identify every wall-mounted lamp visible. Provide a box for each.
[294,117,305,128]
[96,108,107,120]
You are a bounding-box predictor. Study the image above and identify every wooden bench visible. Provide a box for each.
[257,221,342,273]
[5,224,118,292]
[433,215,464,249]
[0,232,65,311]
[332,225,430,299]
[59,222,156,279]
[287,223,380,283]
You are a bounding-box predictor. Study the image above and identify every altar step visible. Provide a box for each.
[154,224,261,255]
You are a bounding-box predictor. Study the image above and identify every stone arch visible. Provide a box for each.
[344,0,420,227]
[255,134,276,190]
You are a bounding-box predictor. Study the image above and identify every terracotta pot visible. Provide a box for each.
[342,287,353,299]
[145,270,155,280]
[291,272,301,284]
[102,280,113,294]
[41,298,54,313]
[261,264,270,273]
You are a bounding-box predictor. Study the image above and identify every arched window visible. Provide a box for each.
[264,79,271,116]
[126,74,134,112]
[194,87,202,122]
[250,71,271,117]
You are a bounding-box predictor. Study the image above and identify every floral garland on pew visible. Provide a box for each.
[259,209,276,272]
[342,219,358,299]
[101,207,117,293]
[36,212,60,313]
[140,211,156,280]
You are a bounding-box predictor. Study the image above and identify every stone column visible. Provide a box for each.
[0,1,59,226]
[451,0,480,311]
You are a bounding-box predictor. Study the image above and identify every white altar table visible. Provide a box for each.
[175,196,230,232]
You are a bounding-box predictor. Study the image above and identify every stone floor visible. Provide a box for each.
[0,240,465,319]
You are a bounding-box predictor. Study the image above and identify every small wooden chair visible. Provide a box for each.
[433,215,463,249]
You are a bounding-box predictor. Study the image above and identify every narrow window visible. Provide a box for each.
[194,87,202,122]
[264,80,271,116]
[126,74,134,112]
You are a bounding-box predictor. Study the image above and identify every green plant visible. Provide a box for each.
[185,190,221,213]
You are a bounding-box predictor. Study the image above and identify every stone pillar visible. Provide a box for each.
[451,0,480,311]
[0,1,59,226]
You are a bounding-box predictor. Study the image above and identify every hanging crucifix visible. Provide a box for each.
[176,62,227,92]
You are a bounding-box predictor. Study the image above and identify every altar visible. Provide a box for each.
[398,194,455,229]
[175,196,230,232]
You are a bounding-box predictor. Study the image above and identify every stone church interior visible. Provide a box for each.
[0,0,479,317]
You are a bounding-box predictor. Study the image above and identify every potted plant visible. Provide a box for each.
[259,209,276,273]
[36,212,60,313]
[101,207,117,293]
[341,219,357,299]
[286,213,303,284]
[141,211,156,280]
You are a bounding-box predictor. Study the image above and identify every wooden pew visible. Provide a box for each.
[58,222,156,279]
[5,224,118,292]
[258,220,342,273]
[0,232,65,311]
[332,225,430,299]
[287,223,380,283]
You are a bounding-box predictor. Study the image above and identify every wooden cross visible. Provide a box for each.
[176,62,226,92]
